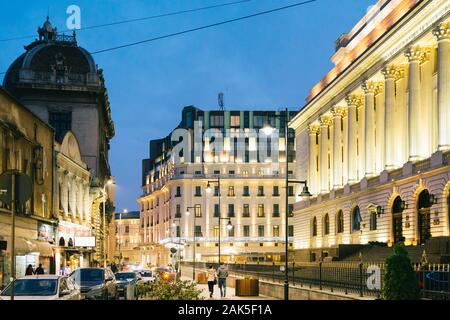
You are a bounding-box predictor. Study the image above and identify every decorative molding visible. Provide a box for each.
[345,94,363,108]
[331,106,348,118]
[404,46,431,63]
[433,21,450,41]
[362,81,384,95]
[381,65,405,80]
[307,123,320,135]
[319,114,333,127]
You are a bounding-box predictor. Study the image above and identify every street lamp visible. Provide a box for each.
[102,179,114,268]
[186,206,201,281]
[262,108,311,301]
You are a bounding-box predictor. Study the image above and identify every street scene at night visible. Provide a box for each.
[0,0,450,311]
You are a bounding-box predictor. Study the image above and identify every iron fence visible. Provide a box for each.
[184,261,450,299]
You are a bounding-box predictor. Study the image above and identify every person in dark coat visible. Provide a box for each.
[34,264,45,275]
[25,264,34,276]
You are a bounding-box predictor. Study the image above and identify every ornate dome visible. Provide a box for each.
[3,17,98,90]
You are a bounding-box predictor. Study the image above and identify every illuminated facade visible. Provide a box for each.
[290,0,450,253]
[114,211,141,266]
[138,106,298,265]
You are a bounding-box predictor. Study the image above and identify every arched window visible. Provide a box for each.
[352,206,361,232]
[336,210,344,234]
[312,217,317,237]
[323,214,330,235]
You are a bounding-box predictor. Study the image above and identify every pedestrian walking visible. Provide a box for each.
[34,264,45,275]
[25,264,34,276]
[206,265,217,298]
[216,262,229,298]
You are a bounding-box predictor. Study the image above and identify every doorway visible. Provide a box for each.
[392,196,404,244]
[417,190,432,245]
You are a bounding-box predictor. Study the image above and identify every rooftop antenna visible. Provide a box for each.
[218,92,224,111]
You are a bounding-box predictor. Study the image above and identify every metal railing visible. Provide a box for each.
[184,261,450,299]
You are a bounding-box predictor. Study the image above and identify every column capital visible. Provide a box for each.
[362,81,383,95]
[319,114,333,127]
[307,123,320,135]
[381,65,405,80]
[404,46,431,63]
[345,94,363,108]
[433,21,450,41]
[331,106,347,118]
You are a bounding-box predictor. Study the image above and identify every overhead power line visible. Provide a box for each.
[0,0,252,42]
[90,0,318,55]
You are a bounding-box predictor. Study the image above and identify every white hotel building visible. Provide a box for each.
[138,107,298,266]
[290,0,450,259]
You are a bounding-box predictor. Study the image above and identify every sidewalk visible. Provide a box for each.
[181,276,278,300]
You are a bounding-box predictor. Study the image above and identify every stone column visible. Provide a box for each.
[308,124,320,195]
[331,107,345,188]
[382,65,403,169]
[362,81,382,177]
[433,22,450,151]
[320,115,332,193]
[345,94,363,183]
[405,46,430,160]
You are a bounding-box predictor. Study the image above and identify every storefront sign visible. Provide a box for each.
[37,222,56,244]
[74,236,96,247]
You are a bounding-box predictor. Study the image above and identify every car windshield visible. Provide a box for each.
[75,269,105,284]
[1,279,58,296]
[140,271,153,277]
[115,273,135,281]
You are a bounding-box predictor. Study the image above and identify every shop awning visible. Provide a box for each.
[0,236,37,255]
[30,240,54,257]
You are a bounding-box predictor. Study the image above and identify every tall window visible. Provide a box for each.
[312,217,317,237]
[273,225,280,237]
[195,204,201,217]
[288,204,294,217]
[288,225,294,237]
[195,186,201,197]
[228,186,235,197]
[370,212,377,231]
[49,111,71,141]
[323,214,330,235]
[243,225,250,237]
[258,186,264,196]
[175,186,181,197]
[228,204,235,217]
[273,186,280,196]
[258,225,264,237]
[258,204,264,217]
[214,204,220,218]
[194,225,202,237]
[228,226,235,237]
[243,204,250,217]
[337,210,344,234]
[352,206,361,232]
[243,186,250,197]
[176,205,181,218]
[272,204,280,217]
[214,186,220,197]
[288,186,294,197]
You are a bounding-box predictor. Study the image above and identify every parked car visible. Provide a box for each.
[0,275,81,300]
[115,271,141,300]
[155,266,176,282]
[139,270,156,283]
[70,268,118,300]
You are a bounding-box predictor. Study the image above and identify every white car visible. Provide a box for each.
[0,275,81,300]
[139,270,156,283]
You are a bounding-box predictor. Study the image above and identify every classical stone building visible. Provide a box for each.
[3,17,116,265]
[290,0,450,261]
[114,211,141,266]
[0,87,55,286]
[138,106,298,266]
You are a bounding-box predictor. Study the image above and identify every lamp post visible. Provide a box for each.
[102,179,114,268]
[206,177,233,264]
[171,218,181,279]
[118,209,127,266]
[186,206,200,281]
[262,108,311,301]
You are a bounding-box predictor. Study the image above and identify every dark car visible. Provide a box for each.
[115,272,141,300]
[70,268,118,300]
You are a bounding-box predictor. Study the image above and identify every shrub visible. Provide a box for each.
[141,279,203,300]
[381,243,420,300]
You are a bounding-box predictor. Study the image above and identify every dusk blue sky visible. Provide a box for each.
[1,0,374,212]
